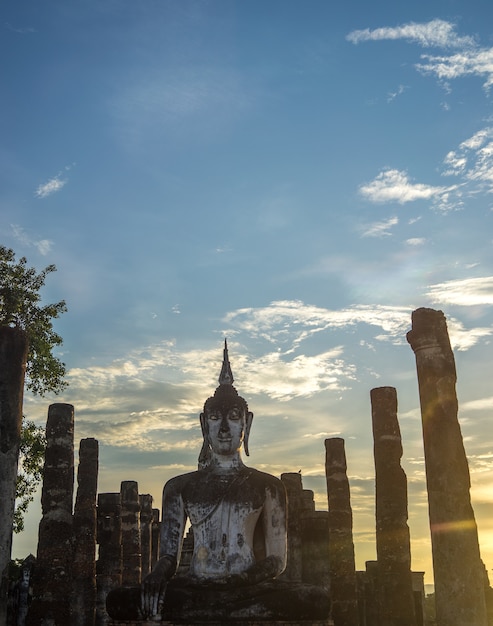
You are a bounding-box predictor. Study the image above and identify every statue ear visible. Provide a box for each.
[200,412,208,438]
[243,411,253,456]
[198,412,211,469]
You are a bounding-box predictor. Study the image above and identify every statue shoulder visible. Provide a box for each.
[246,467,286,493]
[163,470,200,496]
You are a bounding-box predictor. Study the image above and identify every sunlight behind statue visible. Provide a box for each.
[107,341,329,622]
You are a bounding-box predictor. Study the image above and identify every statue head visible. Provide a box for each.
[198,340,253,469]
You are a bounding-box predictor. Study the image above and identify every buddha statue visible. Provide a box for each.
[107,341,329,622]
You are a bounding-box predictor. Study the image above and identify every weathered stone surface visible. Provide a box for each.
[407,307,488,626]
[121,481,142,586]
[139,494,153,579]
[301,509,330,590]
[96,492,122,626]
[150,508,160,570]
[109,342,330,623]
[280,473,303,582]
[370,386,416,626]
[0,326,28,625]
[71,437,99,626]
[27,403,75,626]
[325,437,359,626]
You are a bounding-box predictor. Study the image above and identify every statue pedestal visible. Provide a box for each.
[108,619,334,626]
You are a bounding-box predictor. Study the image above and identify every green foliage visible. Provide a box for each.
[0,245,67,395]
[13,418,46,534]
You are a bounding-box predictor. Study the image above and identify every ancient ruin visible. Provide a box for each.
[4,309,492,625]
[407,308,488,626]
[370,386,416,625]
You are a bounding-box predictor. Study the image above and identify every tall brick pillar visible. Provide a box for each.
[325,437,359,626]
[27,403,75,626]
[120,480,141,586]
[151,508,160,569]
[96,492,122,626]
[71,437,99,626]
[280,472,303,582]
[0,327,28,624]
[139,494,153,579]
[407,307,487,626]
[371,386,416,626]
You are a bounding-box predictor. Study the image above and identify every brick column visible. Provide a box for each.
[371,386,416,625]
[72,437,99,626]
[27,403,75,625]
[407,307,487,626]
[325,437,359,626]
[0,327,27,624]
[96,492,122,626]
[120,481,141,586]
[139,494,153,579]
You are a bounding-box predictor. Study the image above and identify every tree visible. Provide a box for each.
[0,245,67,531]
[0,245,67,396]
[13,418,46,533]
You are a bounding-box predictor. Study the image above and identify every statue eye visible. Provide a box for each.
[229,408,240,420]
[208,411,220,420]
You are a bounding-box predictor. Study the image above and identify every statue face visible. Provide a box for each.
[206,406,245,456]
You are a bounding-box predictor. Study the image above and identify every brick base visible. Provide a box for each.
[108,620,334,626]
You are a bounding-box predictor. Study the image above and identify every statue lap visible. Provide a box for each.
[107,579,330,622]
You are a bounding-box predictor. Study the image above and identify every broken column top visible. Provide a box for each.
[406,308,455,365]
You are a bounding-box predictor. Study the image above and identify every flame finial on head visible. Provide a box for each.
[219,338,234,386]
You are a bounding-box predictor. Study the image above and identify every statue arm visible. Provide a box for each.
[232,477,287,586]
[260,479,287,577]
[141,477,186,617]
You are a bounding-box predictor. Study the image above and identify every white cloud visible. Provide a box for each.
[347,19,476,49]
[442,128,493,192]
[11,224,53,256]
[359,169,453,205]
[426,276,493,306]
[417,47,493,91]
[361,216,398,237]
[387,85,407,103]
[406,238,426,246]
[35,174,67,198]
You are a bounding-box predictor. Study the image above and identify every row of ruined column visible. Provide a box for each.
[24,403,161,626]
[17,307,490,626]
[324,308,489,626]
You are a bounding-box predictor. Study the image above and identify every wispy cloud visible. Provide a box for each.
[35,174,67,198]
[387,85,407,103]
[443,128,493,192]
[361,216,398,237]
[417,47,493,91]
[406,238,426,246]
[5,22,36,34]
[11,224,53,256]
[359,126,493,212]
[359,169,454,206]
[348,19,493,92]
[347,19,476,49]
[426,276,493,306]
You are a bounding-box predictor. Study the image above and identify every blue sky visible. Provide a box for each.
[4,1,493,584]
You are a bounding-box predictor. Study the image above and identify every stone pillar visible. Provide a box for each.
[280,473,303,582]
[0,327,28,625]
[370,386,416,626]
[325,437,359,626]
[120,481,141,586]
[71,438,99,626]
[96,493,122,626]
[27,403,75,626]
[151,508,160,569]
[407,307,488,626]
[139,494,153,578]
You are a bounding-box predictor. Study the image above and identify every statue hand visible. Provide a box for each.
[141,556,175,618]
